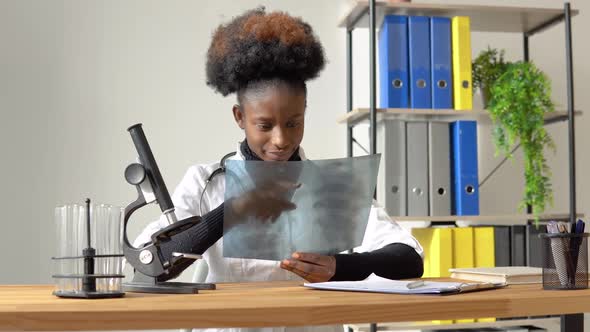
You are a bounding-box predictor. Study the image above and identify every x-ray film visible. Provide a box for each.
[223,154,381,260]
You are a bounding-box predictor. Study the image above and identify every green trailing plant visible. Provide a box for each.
[472,47,508,106]
[487,61,555,223]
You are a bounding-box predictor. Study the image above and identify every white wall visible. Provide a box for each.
[0,0,349,284]
[1,0,588,285]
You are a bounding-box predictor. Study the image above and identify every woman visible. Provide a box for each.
[135,7,422,294]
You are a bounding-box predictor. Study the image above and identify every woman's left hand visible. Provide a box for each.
[280,252,336,282]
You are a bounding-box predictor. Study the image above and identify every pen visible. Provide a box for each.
[406,280,425,289]
[547,220,559,234]
[572,219,586,273]
[580,220,586,238]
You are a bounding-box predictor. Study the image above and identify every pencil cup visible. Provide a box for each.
[540,233,588,290]
[52,203,125,298]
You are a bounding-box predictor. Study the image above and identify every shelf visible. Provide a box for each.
[391,213,584,223]
[338,108,581,126]
[339,1,578,33]
[339,108,485,124]
[347,317,558,332]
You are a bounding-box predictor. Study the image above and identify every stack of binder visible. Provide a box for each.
[413,224,546,279]
[413,223,542,330]
[378,15,472,110]
[488,223,547,267]
[412,225,496,324]
[376,13,479,218]
[377,119,479,217]
[411,226,496,278]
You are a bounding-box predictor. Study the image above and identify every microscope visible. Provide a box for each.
[122,123,215,294]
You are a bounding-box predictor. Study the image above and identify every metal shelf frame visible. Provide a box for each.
[344,2,579,331]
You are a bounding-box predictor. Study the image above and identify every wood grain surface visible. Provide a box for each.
[1,281,589,331]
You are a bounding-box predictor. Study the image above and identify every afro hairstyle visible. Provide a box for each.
[205,7,326,97]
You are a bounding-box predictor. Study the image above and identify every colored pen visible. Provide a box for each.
[406,280,425,289]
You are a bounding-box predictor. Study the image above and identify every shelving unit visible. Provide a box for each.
[341,1,581,330]
[346,317,560,332]
[342,1,580,224]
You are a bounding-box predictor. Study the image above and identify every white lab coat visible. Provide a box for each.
[134,144,423,332]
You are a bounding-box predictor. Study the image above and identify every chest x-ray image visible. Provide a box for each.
[222,154,381,260]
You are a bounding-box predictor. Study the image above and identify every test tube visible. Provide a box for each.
[75,204,84,293]
[109,205,124,292]
[54,206,65,292]
[94,204,104,292]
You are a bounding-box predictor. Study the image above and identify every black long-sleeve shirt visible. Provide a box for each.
[158,202,423,281]
[155,140,423,281]
[330,243,423,281]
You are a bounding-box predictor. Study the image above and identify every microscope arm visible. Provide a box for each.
[122,123,223,286]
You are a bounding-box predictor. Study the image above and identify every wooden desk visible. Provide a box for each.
[1,281,588,331]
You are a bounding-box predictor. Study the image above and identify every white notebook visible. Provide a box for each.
[449,266,543,284]
[304,273,505,295]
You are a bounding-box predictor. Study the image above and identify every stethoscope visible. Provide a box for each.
[199,151,237,216]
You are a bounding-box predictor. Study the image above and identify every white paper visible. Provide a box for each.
[304,274,501,295]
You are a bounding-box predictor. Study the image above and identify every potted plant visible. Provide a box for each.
[472,47,508,108]
[487,61,555,223]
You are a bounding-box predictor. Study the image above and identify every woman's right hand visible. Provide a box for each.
[230,181,300,222]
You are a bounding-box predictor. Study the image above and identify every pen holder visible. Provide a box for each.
[52,203,125,298]
[540,233,588,290]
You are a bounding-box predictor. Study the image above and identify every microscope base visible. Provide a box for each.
[123,281,215,294]
[123,271,216,294]
[53,290,126,298]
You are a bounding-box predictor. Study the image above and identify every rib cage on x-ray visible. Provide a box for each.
[295,159,369,255]
[222,155,380,261]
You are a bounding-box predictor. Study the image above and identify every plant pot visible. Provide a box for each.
[479,86,491,109]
